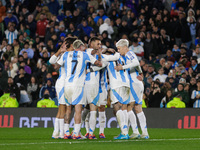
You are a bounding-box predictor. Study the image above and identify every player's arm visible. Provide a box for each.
[49,42,67,64]
[87,61,108,72]
[102,52,120,62]
[115,57,140,71]
[86,53,102,67]
[55,52,66,70]
[49,55,59,64]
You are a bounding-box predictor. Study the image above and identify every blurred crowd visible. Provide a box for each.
[0,0,200,108]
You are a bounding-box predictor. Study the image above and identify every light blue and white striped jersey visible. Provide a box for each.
[4,29,18,44]
[106,56,130,89]
[85,48,100,85]
[191,90,200,108]
[123,51,141,83]
[99,68,108,93]
[57,50,97,87]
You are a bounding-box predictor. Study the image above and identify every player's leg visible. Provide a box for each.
[73,104,82,139]
[134,104,149,139]
[98,105,106,138]
[128,102,140,139]
[52,105,60,139]
[64,105,72,139]
[111,87,129,139]
[89,103,98,139]
[132,83,149,139]
[113,103,128,137]
[58,104,66,138]
[98,86,107,138]
[81,105,90,137]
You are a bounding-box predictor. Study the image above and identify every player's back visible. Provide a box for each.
[107,56,130,89]
[59,51,92,87]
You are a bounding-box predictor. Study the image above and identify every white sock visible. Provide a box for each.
[116,110,128,135]
[89,111,97,135]
[81,109,90,133]
[137,111,148,135]
[128,111,139,134]
[59,119,64,136]
[99,111,106,134]
[53,118,59,133]
[64,123,70,135]
[122,110,128,127]
[85,113,90,133]
[74,124,81,136]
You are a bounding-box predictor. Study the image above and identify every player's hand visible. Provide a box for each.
[196,95,200,99]
[107,48,115,54]
[137,75,143,81]
[114,64,123,71]
[94,60,102,67]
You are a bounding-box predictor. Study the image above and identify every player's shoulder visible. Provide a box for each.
[126,50,136,59]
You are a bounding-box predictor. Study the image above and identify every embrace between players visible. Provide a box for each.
[49,37,149,140]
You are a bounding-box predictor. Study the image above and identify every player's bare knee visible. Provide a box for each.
[134,104,142,114]
[98,105,105,112]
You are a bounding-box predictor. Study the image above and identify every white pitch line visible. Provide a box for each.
[0,138,200,146]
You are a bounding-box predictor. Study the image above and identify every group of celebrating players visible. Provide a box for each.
[49,36,149,140]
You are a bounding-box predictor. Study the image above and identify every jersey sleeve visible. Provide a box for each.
[84,52,97,64]
[102,53,120,61]
[57,52,65,66]
[49,55,58,64]
[122,52,140,70]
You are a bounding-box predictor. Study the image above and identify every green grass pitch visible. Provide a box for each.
[0,128,200,150]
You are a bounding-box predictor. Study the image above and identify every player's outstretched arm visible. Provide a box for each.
[115,57,140,71]
[102,52,120,62]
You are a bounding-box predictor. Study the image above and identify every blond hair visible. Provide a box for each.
[116,39,129,47]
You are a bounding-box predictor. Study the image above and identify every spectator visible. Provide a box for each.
[13,39,20,56]
[4,23,18,44]
[0,67,8,91]
[0,1,6,23]
[27,76,39,107]
[36,13,48,41]
[149,81,165,107]
[14,66,31,89]
[6,77,20,102]
[160,89,173,108]
[35,6,52,21]
[187,16,196,48]
[37,89,57,108]
[26,14,36,38]
[99,18,114,39]
[173,83,190,107]
[191,79,200,108]
[63,0,76,13]
[166,94,186,108]
[3,44,14,61]
[153,67,168,83]
[19,42,34,59]
[47,0,60,16]
[77,19,93,38]
[3,10,19,27]
[19,61,31,75]
[190,57,200,76]
[129,38,144,61]
[0,92,19,108]
[39,78,56,100]
[94,8,108,24]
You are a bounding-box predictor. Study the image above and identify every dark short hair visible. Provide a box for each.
[64,37,77,48]
[89,37,101,43]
